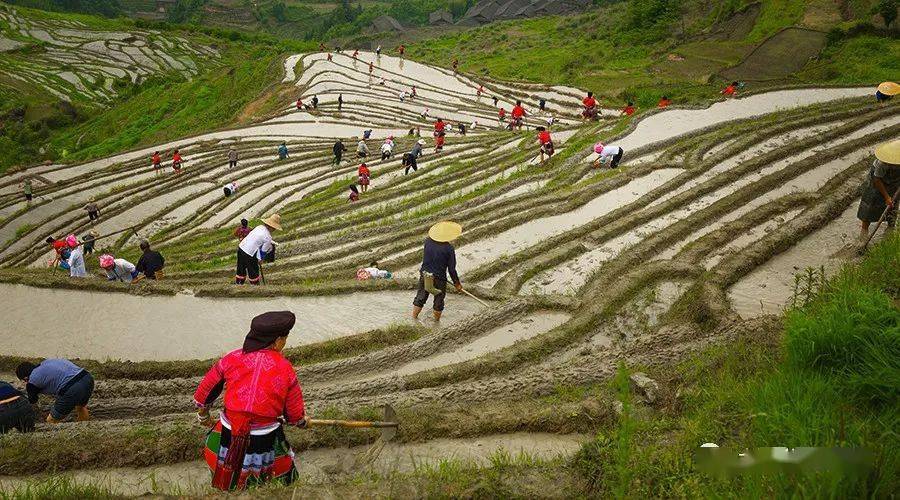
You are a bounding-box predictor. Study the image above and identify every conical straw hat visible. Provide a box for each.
[261,214,283,231]
[428,221,462,242]
[874,140,900,165]
[877,81,900,96]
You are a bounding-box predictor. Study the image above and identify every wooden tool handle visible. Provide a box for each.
[307,419,398,428]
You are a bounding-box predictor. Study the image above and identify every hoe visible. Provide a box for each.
[858,186,900,255]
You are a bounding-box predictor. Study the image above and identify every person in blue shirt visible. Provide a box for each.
[16,359,94,423]
[0,380,34,434]
[278,142,289,160]
[412,221,463,322]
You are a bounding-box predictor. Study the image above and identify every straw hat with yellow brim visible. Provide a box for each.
[261,214,283,231]
[877,81,900,96]
[428,221,462,242]
[417,139,426,145]
[874,140,900,165]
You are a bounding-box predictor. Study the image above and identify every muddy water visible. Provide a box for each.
[703,209,804,269]
[2,285,484,361]
[607,88,870,154]
[727,204,866,318]
[0,432,586,496]
[454,168,683,272]
[361,312,570,381]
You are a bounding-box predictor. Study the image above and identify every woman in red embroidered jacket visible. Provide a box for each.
[194,311,307,491]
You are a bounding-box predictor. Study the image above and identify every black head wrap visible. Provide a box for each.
[243,311,296,353]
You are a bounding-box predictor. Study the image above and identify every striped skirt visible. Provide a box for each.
[204,416,297,490]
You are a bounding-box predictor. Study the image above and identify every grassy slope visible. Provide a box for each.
[406,0,899,108]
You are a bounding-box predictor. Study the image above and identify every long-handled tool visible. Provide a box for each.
[458,287,490,308]
[306,404,399,442]
[858,186,900,255]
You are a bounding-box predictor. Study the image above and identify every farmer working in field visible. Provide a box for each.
[0,379,34,434]
[99,253,138,283]
[412,221,463,322]
[228,147,238,168]
[278,142,289,160]
[333,138,346,166]
[857,139,899,241]
[134,239,165,282]
[511,101,526,129]
[194,311,307,491]
[234,219,251,241]
[876,81,899,104]
[593,141,625,169]
[16,359,94,423]
[582,92,598,120]
[235,214,280,285]
[537,126,554,163]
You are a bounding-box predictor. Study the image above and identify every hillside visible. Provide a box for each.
[404,0,899,108]
[0,2,313,171]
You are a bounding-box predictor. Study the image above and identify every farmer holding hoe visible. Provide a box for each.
[412,221,464,322]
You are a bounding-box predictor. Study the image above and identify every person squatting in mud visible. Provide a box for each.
[857,139,900,241]
[99,253,137,282]
[194,311,307,491]
[134,239,165,282]
[413,221,464,322]
[235,214,280,285]
[16,358,94,423]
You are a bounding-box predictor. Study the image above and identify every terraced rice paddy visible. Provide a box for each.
[0,49,895,493]
[0,5,216,103]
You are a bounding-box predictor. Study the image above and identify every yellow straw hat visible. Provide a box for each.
[428,221,462,242]
[877,81,900,96]
[874,140,900,165]
[261,214,283,231]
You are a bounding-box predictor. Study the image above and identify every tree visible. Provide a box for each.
[874,0,897,27]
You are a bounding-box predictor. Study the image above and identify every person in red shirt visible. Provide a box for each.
[349,184,360,202]
[721,81,738,97]
[295,98,303,110]
[621,101,635,116]
[45,236,70,269]
[536,126,554,163]
[234,219,251,241]
[658,96,672,108]
[582,91,598,120]
[357,163,371,193]
[194,311,307,491]
[434,118,446,151]
[326,52,332,61]
[398,44,405,57]
[452,58,459,73]
[151,151,162,175]
[352,49,358,59]
[498,107,507,126]
[511,101,526,129]
[172,150,184,174]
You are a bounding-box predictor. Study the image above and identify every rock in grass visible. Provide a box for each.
[629,372,659,403]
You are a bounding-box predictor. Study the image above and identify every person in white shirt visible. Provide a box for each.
[67,243,87,278]
[236,214,282,285]
[99,254,137,282]
[381,141,394,160]
[223,181,238,197]
[357,140,369,159]
[592,142,625,169]
[358,261,392,279]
